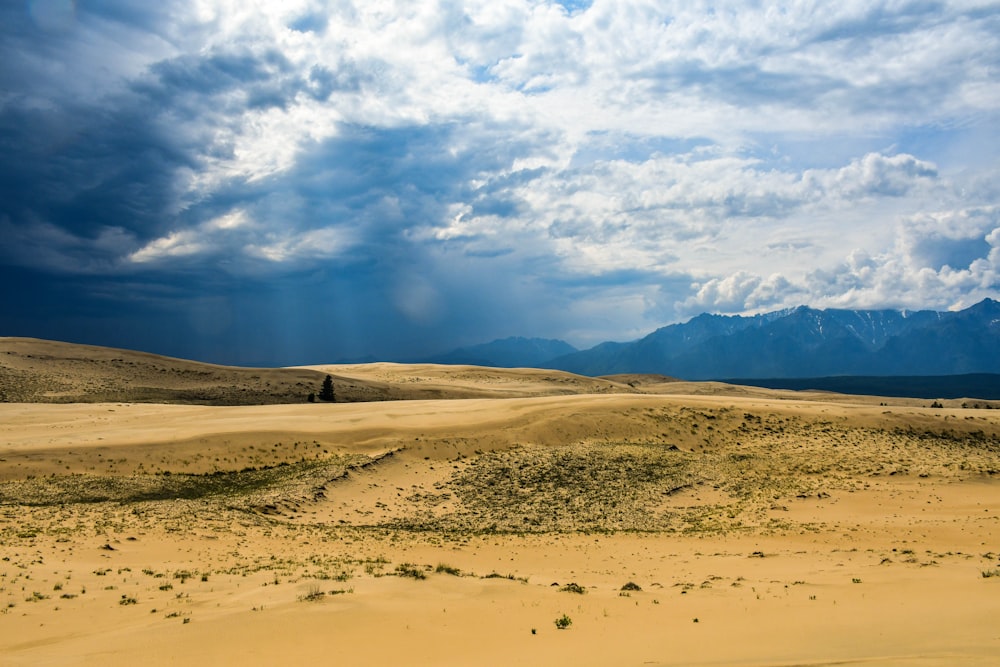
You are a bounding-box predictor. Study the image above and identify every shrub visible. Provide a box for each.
[394,563,427,580]
[298,584,325,602]
[554,614,572,630]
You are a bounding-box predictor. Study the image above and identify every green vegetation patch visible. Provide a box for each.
[0,456,364,508]
[429,442,701,533]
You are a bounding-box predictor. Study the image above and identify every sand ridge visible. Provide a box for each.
[0,337,642,404]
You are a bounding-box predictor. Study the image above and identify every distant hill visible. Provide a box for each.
[421,337,577,368]
[542,299,1000,381]
[726,374,1000,401]
[0,337,337,405]
[0,337,627,405]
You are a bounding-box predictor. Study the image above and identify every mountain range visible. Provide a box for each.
[424,299,1000,380]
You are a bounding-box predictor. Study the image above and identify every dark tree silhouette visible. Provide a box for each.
[319,375,336,402]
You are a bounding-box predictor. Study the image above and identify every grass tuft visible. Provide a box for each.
[394,563,427,580]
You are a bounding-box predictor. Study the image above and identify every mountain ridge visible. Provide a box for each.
[542,299,999,379]
[419,300,1000,380]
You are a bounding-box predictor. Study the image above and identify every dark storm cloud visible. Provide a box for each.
[143,50,294,104]
[219,119,544,260]
[0,96,190,269]
[0,37,348,272]
[31,111,552,361]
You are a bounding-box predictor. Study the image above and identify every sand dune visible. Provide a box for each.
[3,343,1000,664]
[301,361,637,398]
[0,337,637,404]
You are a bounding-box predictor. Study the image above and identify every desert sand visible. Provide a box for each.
[2,339,1000,665]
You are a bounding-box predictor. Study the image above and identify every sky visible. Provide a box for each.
[1,0,999,366]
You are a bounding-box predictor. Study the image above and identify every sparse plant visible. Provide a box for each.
[435,563,461,576]
[364,557,388,576]
[395,563,427,580]
[482,572,527,582]
[559,582,586,594]
[620,581,642,592]
[298,584,325,602]
[119,595,137,606]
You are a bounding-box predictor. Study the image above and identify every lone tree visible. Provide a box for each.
[319,374,336,402]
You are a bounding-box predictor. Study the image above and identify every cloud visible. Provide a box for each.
[245,226,355,263]
[680,272,800,315]
[898,206,998,271]
[0,217,136,274]
[677,205,1000,316]
[129,230,206,264]
[827,152,938,198]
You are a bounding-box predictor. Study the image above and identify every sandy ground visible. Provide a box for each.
[2,347,1000,664]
